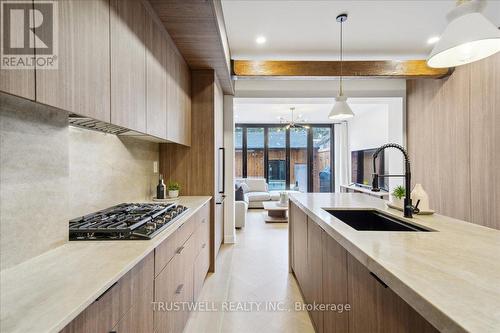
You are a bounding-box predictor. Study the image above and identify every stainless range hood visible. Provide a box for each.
[68,114,168,143]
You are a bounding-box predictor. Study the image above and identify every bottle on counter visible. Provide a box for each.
[157,174,166,199]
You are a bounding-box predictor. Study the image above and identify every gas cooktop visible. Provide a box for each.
[69,203,188,240]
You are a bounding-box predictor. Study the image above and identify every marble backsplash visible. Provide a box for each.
[0,94,159,270]
[69,127,158,219]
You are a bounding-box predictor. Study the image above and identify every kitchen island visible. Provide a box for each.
[289,193,500,333]
[0,196,212,333]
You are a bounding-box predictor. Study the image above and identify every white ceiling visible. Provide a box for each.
[234,97,398,123]
[221,0,500,60]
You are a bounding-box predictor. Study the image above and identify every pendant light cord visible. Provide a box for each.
[339,18,343,96]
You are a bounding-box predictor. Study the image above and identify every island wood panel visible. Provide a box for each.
[290,202,307,289]
[347,254,438,333]
[322,231,349,333]
[306,219,324,333]
[110,0,147,133]
[0,0,35,100]
[148,0,233,94]
[469,53,500,230]
[145,12,168,139]
[35,0,110,122]
[407,65,471,222]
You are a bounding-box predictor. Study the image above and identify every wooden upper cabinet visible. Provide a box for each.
[110,0,147,133]
[166,43,191,146]
[146,14,168,139]
[0,1,35,100]
[179,59,191,146]
[35,0,110,122]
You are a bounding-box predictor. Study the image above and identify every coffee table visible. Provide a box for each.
[262,201,288,223]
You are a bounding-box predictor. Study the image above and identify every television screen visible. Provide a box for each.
[351,148,387,190]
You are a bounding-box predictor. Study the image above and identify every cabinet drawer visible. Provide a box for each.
[193,241,210,301]
[60,252,154,333]
[155,214,196,276]
[195,212,210,257]
[154,234,195,333]
[112,283,154,333]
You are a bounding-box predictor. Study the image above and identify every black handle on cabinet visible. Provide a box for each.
[202,243,206,249]
[176,246,185,254]
[95,282,118,302]
[175,284,184,294]
[370,272,388,288]
[219,147,225,194]
[201,218,206,224]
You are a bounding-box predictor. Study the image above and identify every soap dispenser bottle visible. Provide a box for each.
[156,174,166,199]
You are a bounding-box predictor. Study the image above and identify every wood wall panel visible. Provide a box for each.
[407,53,500,230]
[469,54,500,229]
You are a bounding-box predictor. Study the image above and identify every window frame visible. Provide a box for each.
[235,123,335,192]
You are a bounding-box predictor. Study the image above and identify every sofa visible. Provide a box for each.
[236,178,299,209]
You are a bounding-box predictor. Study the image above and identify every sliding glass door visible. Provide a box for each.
[235,124,334,192]
[290,127,308,192]
[246,128,264,178]
[268,127,286,190]
[312,127,333,192]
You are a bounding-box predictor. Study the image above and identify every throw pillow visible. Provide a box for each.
[240,182,250,193]
[235,186,244,201]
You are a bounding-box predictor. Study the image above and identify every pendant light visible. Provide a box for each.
[427,0,500,68]
[329,14,354,120]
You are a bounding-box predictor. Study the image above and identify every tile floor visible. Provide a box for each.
[184,209,315,333]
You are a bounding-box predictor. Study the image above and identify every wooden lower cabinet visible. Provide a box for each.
[112,283,154,333]
[61,204,211,333]
[60,252,154,333]
[290,204,439,333]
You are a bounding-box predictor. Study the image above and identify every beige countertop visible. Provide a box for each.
[0,196,212,333]
[289,193,500,333]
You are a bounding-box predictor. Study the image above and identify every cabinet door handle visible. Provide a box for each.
[202,243,206,249]
[95,282,118,302]
[201,218,206,224]
[176,246,184,254]
[175,284,184,294]
[370,272,388,288]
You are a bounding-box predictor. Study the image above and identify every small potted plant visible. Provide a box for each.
[391,185,405,208]
[167,181,181,198]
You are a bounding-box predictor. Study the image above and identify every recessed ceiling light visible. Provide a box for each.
[427,36,440,45]
[256,36,267,44]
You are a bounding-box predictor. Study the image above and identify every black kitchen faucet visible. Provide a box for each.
[371,143,416,218]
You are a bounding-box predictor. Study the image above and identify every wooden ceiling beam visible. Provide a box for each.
[232,60,452,79]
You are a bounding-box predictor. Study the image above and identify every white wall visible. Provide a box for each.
[347,98,404,191]
[223,95,236,244]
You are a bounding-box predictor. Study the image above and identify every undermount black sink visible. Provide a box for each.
[325,209,432,232]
